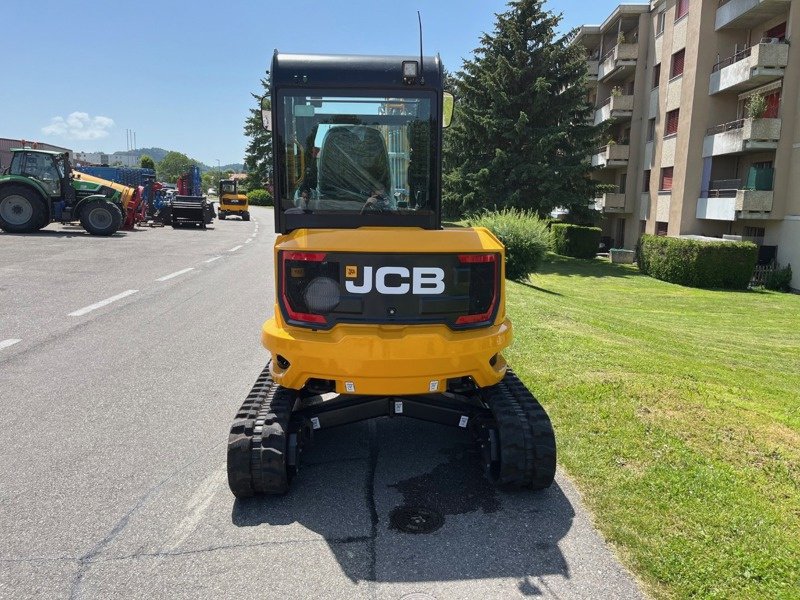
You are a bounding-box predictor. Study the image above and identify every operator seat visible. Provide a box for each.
[318,126,391,204]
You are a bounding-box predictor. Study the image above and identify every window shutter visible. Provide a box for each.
[764,91,781,119]
[676,0,689,21]
[665,109,680,136]
[660,167,674,191]
[671,50,685,78]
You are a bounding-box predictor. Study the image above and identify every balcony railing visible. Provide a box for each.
[706,119,745,136]
[712,40,787,72]
[703,179,743,198]
[712,48,752,72]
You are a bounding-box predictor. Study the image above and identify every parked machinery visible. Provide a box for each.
[74,166,155,229]
[217,178,250,221]
[173,165,214,228]
[0,148,130,236]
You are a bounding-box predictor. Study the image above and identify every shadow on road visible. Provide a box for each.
[230,419,574,591]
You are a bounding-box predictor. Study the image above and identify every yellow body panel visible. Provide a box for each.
[72,172,135,210]
[219,193,249,213]
[261,226,511,395]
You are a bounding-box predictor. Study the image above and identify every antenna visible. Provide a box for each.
[417,11,425,85]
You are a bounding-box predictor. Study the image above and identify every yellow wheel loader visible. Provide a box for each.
[227,52,556,496]
[216,178,250,221]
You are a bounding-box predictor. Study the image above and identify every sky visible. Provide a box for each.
[1,0,622,166]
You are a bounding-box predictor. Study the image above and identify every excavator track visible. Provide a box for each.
[481,370,557,490]
[227,362,296,497]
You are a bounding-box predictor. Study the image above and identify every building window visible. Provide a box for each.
[764,22,786,41]
[653,64,661,89]
[656,11,666,36]
[656,222,669,236]
[665,109,680,137]
[619,173,627,194]
[643,169,651,193]
[670,49,685,79]
[647,118,656,142]
[660,167,674,191]
[675,0,689,22]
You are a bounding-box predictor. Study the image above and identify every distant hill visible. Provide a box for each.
[101,147,244,172]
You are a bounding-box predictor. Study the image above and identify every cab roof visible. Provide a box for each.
[10,148,67,156]
[272,52,443,91]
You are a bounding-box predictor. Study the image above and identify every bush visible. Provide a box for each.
[467,209,550,280]
[638,235,758,289]
[550,223,601,259]
[765,264,792,292]
[247,189,273,206]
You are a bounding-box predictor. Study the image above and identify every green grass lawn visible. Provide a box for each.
[505,256,800,600]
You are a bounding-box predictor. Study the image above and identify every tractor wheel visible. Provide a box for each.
[480,370,556,490]
[79,200,123,236]
[227,362,298,497]
[218,212,226,220]
[0,185,47,233]
[242,212,250,221]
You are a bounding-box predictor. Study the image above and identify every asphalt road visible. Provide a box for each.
[0,207,644,600]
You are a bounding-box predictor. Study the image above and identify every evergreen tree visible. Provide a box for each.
[139,154,155,170]
[243,71,272,190]
[443,0,603,218]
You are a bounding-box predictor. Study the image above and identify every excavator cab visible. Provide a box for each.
[226,52,556,497]
[217,178,250,221]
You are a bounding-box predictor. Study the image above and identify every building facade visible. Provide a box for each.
[575,0,798,287]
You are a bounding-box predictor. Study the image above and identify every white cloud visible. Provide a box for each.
[42,111,115,140]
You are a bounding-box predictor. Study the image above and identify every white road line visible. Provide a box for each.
[68,290,139,317]
[229,245,243,252]
[0,339,22,351]
[245,238,253,244]
[204,256,222,263]
[156,267,195,282]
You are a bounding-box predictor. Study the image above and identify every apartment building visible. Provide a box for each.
[574,0,799,287]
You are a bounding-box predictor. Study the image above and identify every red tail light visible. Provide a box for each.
[280,251,330,325]
[455,253,499,326]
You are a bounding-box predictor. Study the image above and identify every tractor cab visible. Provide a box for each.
[217,178,250,221]
[9,149,70,197]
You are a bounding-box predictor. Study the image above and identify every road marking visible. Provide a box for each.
[229,245,243,252]
[245,238,253,244]
[0,339,21,351]
[162,469,226,552]
[156,267,195,282]
[204,256,222,263]
[68,290,139,317]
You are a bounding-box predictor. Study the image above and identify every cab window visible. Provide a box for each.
[11,152,61,195]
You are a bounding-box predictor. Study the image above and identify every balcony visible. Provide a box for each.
[592,144,630,168]
[586,59,600,82]
[594,192,628,213]
[709,41,789,94]
[594,95,634,125]
[598,44,638,82]
[716,0,791,31]
[702,118,781,157]
[697,178,774,220]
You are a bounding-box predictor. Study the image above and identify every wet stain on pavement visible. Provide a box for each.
[389,443,500,520]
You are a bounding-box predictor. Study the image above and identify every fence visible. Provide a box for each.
[750,262,776,288]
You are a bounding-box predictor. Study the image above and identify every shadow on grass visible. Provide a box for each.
[539,255,640,279]
[513,280,564,296]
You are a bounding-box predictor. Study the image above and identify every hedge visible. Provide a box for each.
[638,235,758,289]
[551,224,601,259]
[247,189,273,206]
[467,209,550,280]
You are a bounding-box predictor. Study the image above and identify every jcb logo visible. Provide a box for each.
[345,266,445,295]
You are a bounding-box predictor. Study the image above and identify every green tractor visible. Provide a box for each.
[0,148,130,236]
